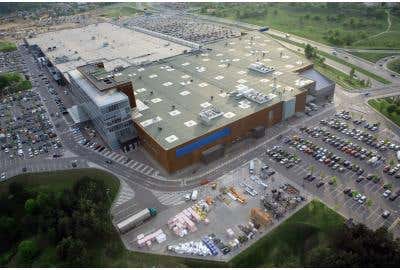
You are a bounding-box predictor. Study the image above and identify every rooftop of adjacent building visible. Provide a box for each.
[26,22,191,75]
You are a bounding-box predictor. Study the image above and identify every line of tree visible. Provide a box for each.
[0,177,116,266]
[305,223,400,267]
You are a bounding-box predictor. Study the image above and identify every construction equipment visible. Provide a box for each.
[229,187,247,204]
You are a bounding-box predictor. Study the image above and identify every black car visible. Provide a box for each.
[343,188,352,194]
[316,181,325,188]
[105,159,113,164]
[356,176,365,183]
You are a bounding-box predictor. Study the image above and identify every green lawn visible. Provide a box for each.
[0,72,32,95]
[368,97,400,127]
[99,3,140,19]
[230,200,344,267]
[387,58,400,74]
[0,41,17,52]
[197,3,400,49]
[350,51,400,63]
[0,169,120,196]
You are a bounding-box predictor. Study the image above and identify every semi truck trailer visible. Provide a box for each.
[116,208,157,234]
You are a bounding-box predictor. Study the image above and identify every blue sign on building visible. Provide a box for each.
[175,127,231,157]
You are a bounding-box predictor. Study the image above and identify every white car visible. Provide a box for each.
[1,172,6,180]
[383,189,392,198]
[382,210,391,219]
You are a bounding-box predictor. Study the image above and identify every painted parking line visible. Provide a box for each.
[365,206,381,221]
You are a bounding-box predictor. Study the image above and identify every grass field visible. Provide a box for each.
[99,3,140,19]
[0,169,120,196]
[198,3,400,49]
[368,97,400,127]
[0,41,16,52]
[229,200,344,267]
[1,169,343,267]
[387,58,400,74]
[350,51,400,63]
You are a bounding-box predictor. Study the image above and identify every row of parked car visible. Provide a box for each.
[265,146,301,169]
[301,126,385,166]
[285,135,364,175]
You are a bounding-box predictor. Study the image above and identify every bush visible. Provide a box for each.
[17,239,39,264]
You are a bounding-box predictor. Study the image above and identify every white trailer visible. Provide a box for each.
[116,208,157,234]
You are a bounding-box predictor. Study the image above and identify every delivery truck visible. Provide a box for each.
[116,208,157,234]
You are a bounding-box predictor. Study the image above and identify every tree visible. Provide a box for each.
[17,239,40,264]
[56,237,89,266]
[349,67,355,79]
[24,198,38,215]
[387,104,397,114]
[304,44,314,59]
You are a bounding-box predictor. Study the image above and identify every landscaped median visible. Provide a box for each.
[0,41,17,53]
[387,58,400,74]
[0,72,32,95]
[368,97,400,127]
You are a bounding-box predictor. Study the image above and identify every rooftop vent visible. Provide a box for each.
[229,85,273,104]
[248,62,274,74]
[198,106,223,126]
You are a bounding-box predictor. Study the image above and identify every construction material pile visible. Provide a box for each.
[167,240,212,256]
[137,229,167,248]
[250,207,272,227]
[168,201,210,237]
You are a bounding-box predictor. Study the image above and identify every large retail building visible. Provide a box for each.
[27,22,327,173]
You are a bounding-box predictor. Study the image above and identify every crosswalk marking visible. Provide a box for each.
[114,180,135,207]
[140,165,149,173]
[130,162,138,169]
[144,167,153,175]
[115,155,125,162]
[135,163,145,171]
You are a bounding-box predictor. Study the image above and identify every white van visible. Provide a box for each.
[191,190,198,201]
[249,160,255,174]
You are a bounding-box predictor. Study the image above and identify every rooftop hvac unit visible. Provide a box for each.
[229,86,273,104]
[248,62,274,74]
[198,106,223,126]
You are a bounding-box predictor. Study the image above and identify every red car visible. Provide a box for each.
[383,165,391,173]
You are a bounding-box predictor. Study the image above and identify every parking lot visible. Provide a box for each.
[262,110,400,232]
[118,158,309,261]
[0,88,63,173]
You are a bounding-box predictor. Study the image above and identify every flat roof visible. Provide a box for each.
[27,22,191,74]
[108,33,314,150]
[68,69,127,108]
[300,68,334,91]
